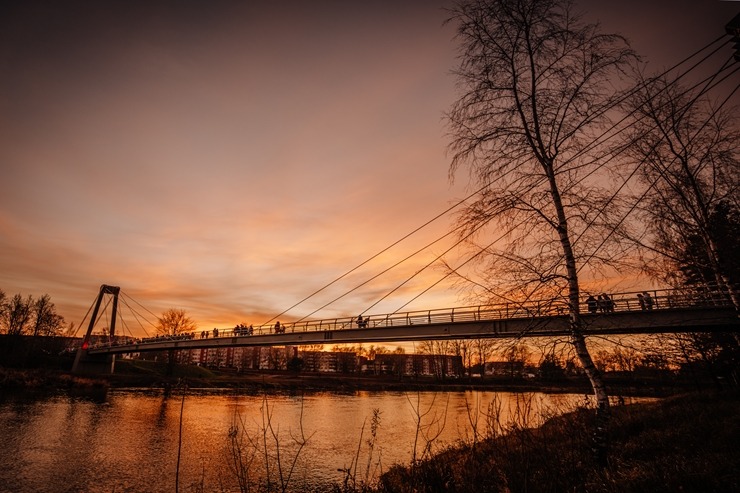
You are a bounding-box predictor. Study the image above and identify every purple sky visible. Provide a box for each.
[1,0,737,336]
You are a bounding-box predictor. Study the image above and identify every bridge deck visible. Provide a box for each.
[87,289,738,355]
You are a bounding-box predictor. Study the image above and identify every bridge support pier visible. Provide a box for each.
[72,351,116,375]
[71,284,120,375]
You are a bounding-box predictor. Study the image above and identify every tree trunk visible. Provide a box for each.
[547,163,611,465]
[704,234,740,313]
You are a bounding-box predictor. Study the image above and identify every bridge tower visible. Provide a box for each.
[71,284,120,374]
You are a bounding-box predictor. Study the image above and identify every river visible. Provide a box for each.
[0,388,646,492]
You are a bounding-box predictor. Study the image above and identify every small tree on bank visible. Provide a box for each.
[156,308,197,374]
[31,294,65,337]
[446,0,636,462]
[0,290,65,336]
[156,308,198,337]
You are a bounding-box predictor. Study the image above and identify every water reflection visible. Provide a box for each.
[0,389,650,492]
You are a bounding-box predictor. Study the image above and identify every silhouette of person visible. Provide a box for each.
[357,315,365,328]
[637,293,646,310]
[642,291,654,310]
[586,295,598,313]
[275,321,282,334]
[602,293,614,312]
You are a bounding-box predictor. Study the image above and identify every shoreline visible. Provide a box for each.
[0,365,683,397]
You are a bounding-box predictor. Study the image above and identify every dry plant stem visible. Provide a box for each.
[279,396,311,492]
[364,409,381,484]
[228,393,312,493]
[260,395,272,492]
[406,392,450,467]
[175,390,185,493]
[352,418,366,486]
[464,393,484,448]
[341,408,382,491]
[229,409,257,493]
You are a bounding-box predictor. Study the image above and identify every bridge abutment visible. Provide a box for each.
[72,350,116,375]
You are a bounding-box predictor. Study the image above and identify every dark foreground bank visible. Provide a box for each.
[369,390,739,493]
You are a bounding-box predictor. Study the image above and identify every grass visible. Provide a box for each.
[372,391,739,493]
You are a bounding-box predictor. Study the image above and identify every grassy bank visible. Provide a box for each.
[0,366,109,394]
[0,361,688,397]
[369,390,739,493]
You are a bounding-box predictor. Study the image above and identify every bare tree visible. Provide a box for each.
[0,289,6,323]
[418,340,453,380]
[300,344,326,352]
[2,293,33,335]
[651,331,739,389]
[624,76,740,308]
[446,0,636,462]
[472,337,496,376]
[31,294,65,336]
[156,308,198,374]
[0,292,65,337]
[156,308,198,336]
[503,342,532,378]
[450,339,473,375]
[594,345,639,373]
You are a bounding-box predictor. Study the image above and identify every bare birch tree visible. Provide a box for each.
[624,75,740,309]
[446,0,636,462]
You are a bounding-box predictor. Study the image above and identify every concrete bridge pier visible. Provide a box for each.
[73,350,116,375]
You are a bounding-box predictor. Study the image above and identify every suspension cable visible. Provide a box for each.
[71,295,97,338]
[376,36,738,314]
[261,33,735,323]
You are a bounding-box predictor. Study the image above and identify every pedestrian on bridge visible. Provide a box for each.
[643,291,654,310]
[586,295,598,313]
[637,293,646,310]
[598,294,614,313]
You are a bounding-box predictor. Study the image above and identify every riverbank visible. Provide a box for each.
[1,361,686,397]
[372,389,739,493]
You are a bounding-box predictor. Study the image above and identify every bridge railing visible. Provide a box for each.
[197,286,735,338]
[90,286,735,349]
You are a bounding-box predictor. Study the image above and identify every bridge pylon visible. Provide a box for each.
[71,284,120,375]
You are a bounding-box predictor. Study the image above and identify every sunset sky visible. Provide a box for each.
[1,0,737,337]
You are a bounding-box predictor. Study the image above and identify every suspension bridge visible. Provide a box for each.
[71,17,740,374]
[72,284,738,374]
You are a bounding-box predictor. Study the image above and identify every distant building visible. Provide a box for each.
[484,361,525,378]
[133,345,462,378]
[181,346,294,371]
[369,353,463,378]
[299,351,358,373]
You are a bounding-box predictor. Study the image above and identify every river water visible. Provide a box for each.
[0,388,644,492]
